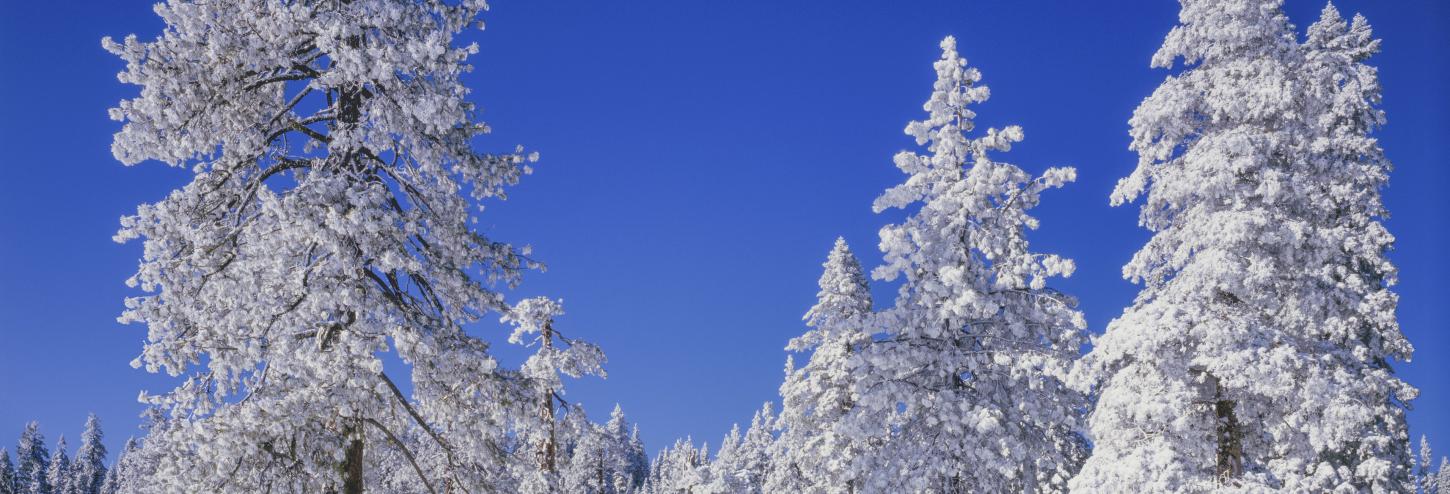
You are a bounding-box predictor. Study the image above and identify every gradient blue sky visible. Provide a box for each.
[1,0,1446,467]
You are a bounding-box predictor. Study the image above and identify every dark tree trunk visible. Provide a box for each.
[1210,374,1243,481]
[539,322,558,473]
[344,436,365,494]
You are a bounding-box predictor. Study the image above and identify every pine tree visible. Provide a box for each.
[503,297,608,493]
[1438,457,1450,494]
[647,438,709,494]
[706,424,745,493]
[850,35,1086,494]
[96,438,136,494]
[1,449,16,494]
[69,415,105,494]
[602,406,648,492]
[770,238,872,494]
[43,438,66,494]
[559,405,608,494]
[1073,1,1414,491]
[626,425,650,491]
[14,422,48,494]
[104,0,542,491]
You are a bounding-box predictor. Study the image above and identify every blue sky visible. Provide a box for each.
[1,0,1446,467]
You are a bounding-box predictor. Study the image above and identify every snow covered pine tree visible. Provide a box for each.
[105,0,542,492]
[850,36,1088,494]
[69,415,107,494]
[768,238,873,494]
[1072,1,1415,492]
[14,422,48,494]
[0,449,14,494]
[43,438,66,494]
[503,297,607,493]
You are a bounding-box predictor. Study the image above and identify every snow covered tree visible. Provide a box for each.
[104,0,542,491]
[1420,436,1449,494]
[646,438,710,494]
[503,297,607,493]
[603,406,650,492]
[556,404,645,494]
[559,405,608,493]
[1439,458,1450,494]
[706,424,745,493]
[43,438,66,494]
[69,415,105,494]
[769,238,872,494]
[736,403,775,493]
[14,422,48,494]
[848,35,1087,493]
[97,438,138,494]
[1,449,16,494]
[1072,1,1414,492]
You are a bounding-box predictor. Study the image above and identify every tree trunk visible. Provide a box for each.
[1209,373,1243,481]
[344,435,365,494]
[1022,461,1037,494]
[539,322,558,473]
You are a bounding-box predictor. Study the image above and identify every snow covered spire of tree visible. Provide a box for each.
[1073,1,1414,492]
[849,35,1087,493]
[104,0,541,491]
[14,422,48,494]
[706,402,776,493]
[96,438,137,494]
[69,415,105,494]
[44,437,66,494]
[0,449,16,494]
[647,437,710,493]
[503,297,607,493]
[601,405,649,492]
[769,237,871,493]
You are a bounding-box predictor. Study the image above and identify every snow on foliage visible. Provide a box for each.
[104,0,552,491]
[1071,1,1415,492]
[843,35,1088,494]
[767,238,872,494]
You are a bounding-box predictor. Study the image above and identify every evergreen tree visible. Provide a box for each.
[14,422,48,494]
[851,36,1086,493]
[705,424,744,493]
[69,415,106,494]
[43,438,66,494]
[602,406,648,492]
[1073,1,1413,491]
[559,405,608,494]
[1,449,16,494]
[769,238,872,494]
[503,297,607,493]
[96,438,136,494]
[104,0,543,491]
[646,438,709,494]
[626,425,651,490]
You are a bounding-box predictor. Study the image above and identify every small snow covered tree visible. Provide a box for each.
[769,238,872,494]
[1073,1,1415,492]
[504,297,607,493]
[43,438,66,494]
[707,424,746,493]
[69,415,106,494]
[736,403,776,494]
[558,405,607,494]
[14,422,48,494]
[603,406,650,492]
[647,438,710,494]
[97,438,138,494]
[850,36,1087,493]
[1,449,16,494]
[104,0,541,491]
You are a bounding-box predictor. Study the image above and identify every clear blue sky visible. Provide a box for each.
[1,0,1446,466]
